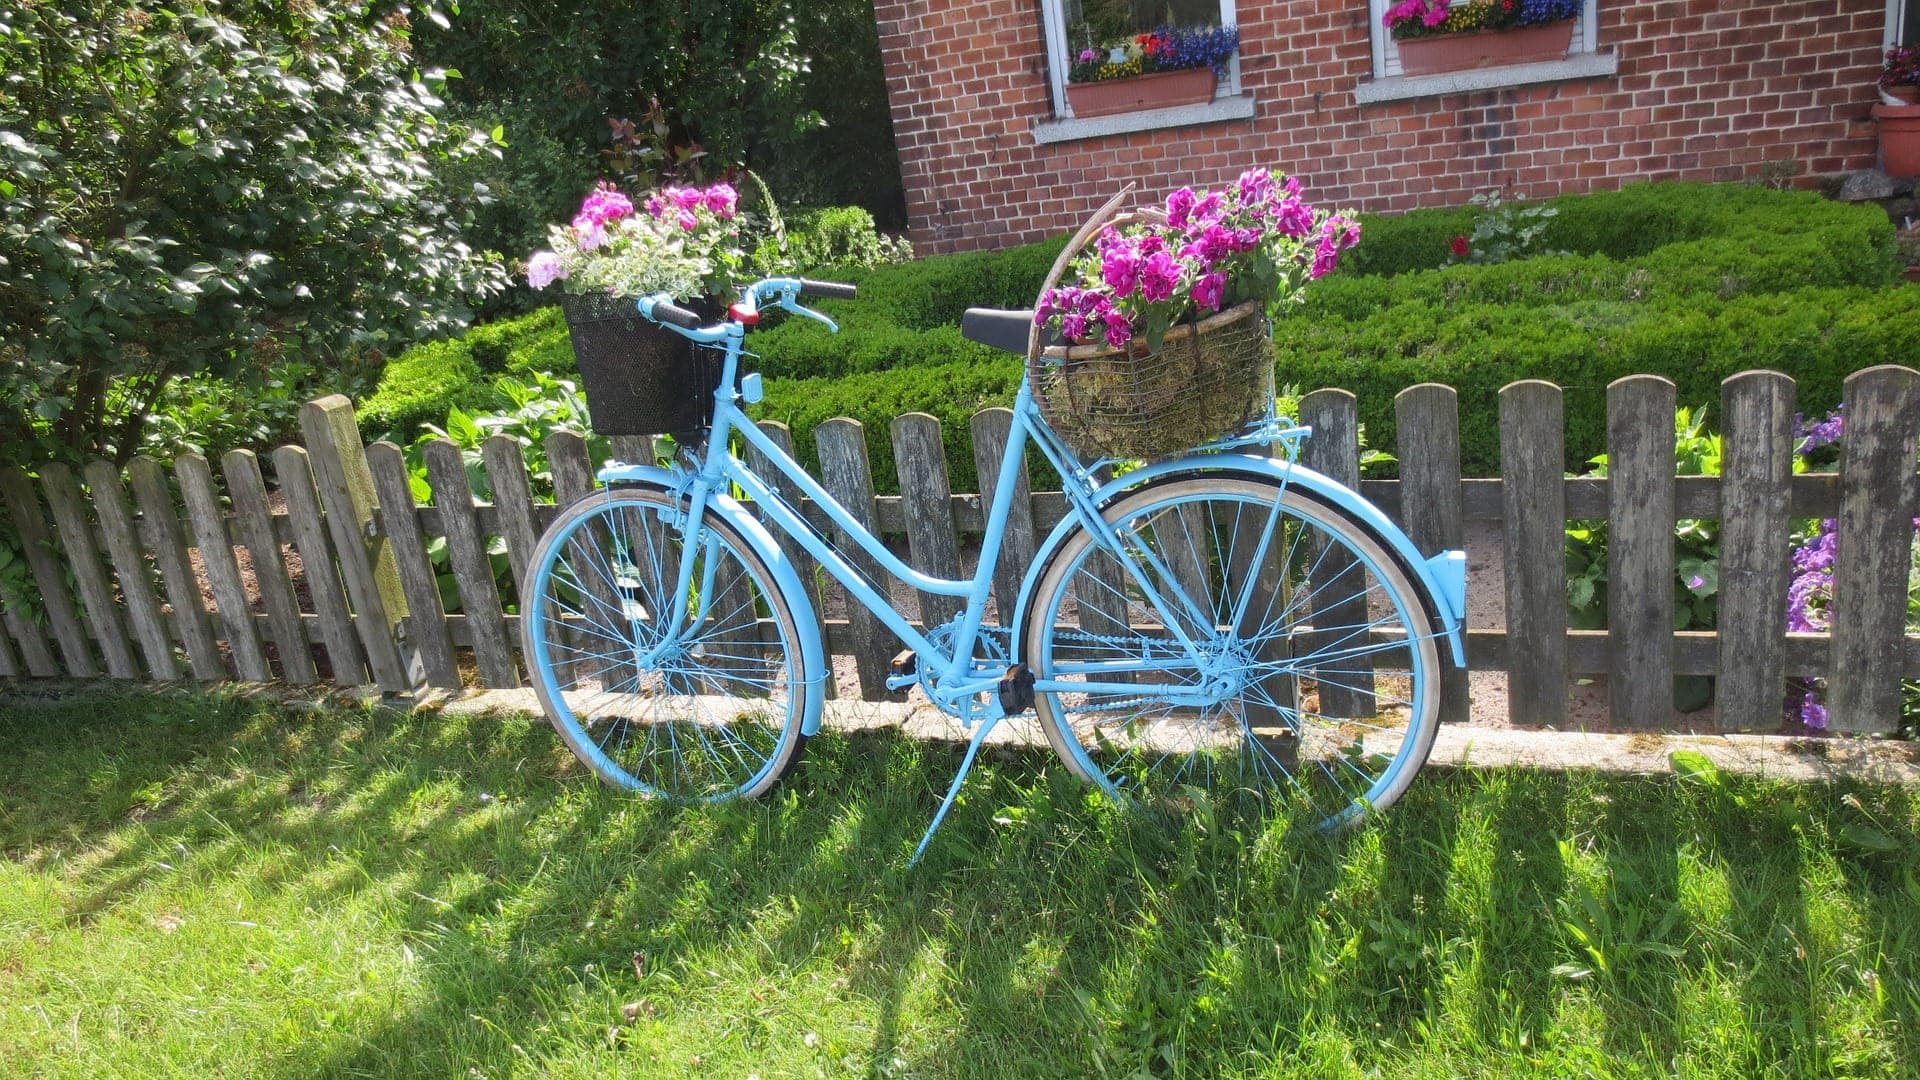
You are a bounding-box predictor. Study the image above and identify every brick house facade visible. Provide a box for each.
[873,1,1903,254]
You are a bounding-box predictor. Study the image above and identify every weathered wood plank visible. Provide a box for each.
[481,435,540,602]
[0,617,18,678]
[221,450,316,684]
[1715,371,1795,732]
[127,456,226,680]
[1073,464,1133,645]
[176,453,273,682]
[299,396,413,692]
[83,460,179,680]
[891,413,964,630]
[366,442,461,689]
[1395,384,1467,724]
[39,463,139,678]
[747,421,834,697]
[0,467,97,676]
[816,419,892,698]
[272,446,371,686]
[0,591,57,677]
[1499,381,1567,727]
[424,438,518,687]
[1828,365,1920,733]
[544,431,613,690]
[970,408,1037,625]
[1300,389,1372,717]
[1606,376,1677,729]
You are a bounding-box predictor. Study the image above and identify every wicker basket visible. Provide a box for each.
[1025,190,1276,461]
[559,292,723,438]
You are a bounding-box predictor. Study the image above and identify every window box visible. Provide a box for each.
[1395,20,1576,76]
[1064,68,1218,119]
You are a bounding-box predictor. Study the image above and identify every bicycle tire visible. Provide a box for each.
[1022,474,1444,829]
[521,485,809,801]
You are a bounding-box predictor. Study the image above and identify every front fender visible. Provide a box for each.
[592,463,830,734]
[1010,454,1465,666]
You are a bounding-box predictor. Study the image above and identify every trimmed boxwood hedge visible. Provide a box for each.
[359,182,1904,489]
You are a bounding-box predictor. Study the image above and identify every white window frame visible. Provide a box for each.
[1891,0,1914,48]
[1368,0,1601,80]
[1038,0,1242,119]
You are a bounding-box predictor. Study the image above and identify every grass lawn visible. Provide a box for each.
[3,686,1918,1078]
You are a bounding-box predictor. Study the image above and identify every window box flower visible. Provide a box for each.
[1881,46,1920,105]
[1064,24,1237,119]
[1384,0,1580,76]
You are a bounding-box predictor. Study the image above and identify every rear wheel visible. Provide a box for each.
[1022,475,1443,829]
[521,486,809,801]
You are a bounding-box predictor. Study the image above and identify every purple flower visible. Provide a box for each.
[1799,692,1829,730]
[574,186,635,230]
[1139,251,1180,302]
[1061,311,1089,342]
[1686,574,1706,590]
[1191,271,1227,311]
[1102,309,1133,350]
[1270,196,1314,239]
[1309,233,1341,279]
[1099,233,1143,295]
[704,183,738,218]
[1079,48,1099,62]
[526,251,566,289]
[1235,168,1277,206]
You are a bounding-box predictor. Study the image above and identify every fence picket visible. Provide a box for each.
[84,460,179,680]
[299,396,412,692]
[1499,381,1567,727]
[366,442,461,689]
[0,619,17,678]
[1716,371,1795,732]
[0,603,55,678]
[545,431,615,690]
[423,438,518,687]
[176,454,273,682]
[39,463,139,678]
[746,420,834,698]
[1395,384,1468,724]
[970,408,1037,625]
[1607,376,1678,729]
[482,435,540,598]
[1300,389,1372,717]
[816,419,892,698]
[221,450,316,685]
[0,467,97,676]
[1829,366,1920,733]
[273,446,371,686]
[128,456,225,680]
[891,413,965,630]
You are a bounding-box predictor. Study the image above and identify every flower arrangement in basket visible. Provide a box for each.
[524,180,761,437]
[1029,169,1359,461]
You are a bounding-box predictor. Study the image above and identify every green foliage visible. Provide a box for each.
[412,0,903,271]
[0,0,508,465]
[1450,189,1567,266]
[359,340,492,442]
[774,206,913,274]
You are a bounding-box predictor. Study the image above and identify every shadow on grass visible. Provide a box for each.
[6,686,1920,1077]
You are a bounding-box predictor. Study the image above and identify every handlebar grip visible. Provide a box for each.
[646,298,707,329]
[798,279,857,301]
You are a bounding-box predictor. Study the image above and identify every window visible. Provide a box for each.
[1891,0,1919,47]
[1038,0,1241,119]
[1367,0,1602,80]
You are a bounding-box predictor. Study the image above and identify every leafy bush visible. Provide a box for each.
[0,0,507,465]
[777,207,913,273]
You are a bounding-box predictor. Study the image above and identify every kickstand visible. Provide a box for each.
[909,713,1002,867]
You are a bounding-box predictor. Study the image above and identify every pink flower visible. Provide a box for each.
[1192,271,1227,311]
[1235,168,1277,206]
[1165,187,1197,228]
[1061,311,1089,342]
[704,183,738,217]
[573,186,634,230]
[1450,235,1470,258]
[526,251,566,289]
[1139,251,1180,302]
[575,222,609,251]
[1310,233,1341,279]
[1101,309,1133,350]
[677,209,699,231]
[1079,48,1099,62]
[1099,236,1142,295]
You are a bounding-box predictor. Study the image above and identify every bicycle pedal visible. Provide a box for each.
[885,649,918,697]
[997,663,1035,715]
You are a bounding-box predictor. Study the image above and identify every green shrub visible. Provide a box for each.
[780,206,913,272]
[358,340,491,441]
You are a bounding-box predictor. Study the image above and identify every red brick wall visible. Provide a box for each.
[873,1,1889,253]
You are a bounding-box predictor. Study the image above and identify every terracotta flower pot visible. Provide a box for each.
[1064,67,1217,119]
[1395,20,1576,76]
[1872,103,1920,178]
[1884,84,1920,105]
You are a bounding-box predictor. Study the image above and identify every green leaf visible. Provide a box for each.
[1842,825,1900,853]
[1669,749,1722,788]
[489,125,506,147]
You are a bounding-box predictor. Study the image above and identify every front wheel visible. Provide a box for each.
[1022,475,1444,830]
[521,485,810,801]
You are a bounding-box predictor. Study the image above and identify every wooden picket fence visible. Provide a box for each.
[2,367,1917,734]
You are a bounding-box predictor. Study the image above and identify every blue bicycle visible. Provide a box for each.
[520,272,1466,858]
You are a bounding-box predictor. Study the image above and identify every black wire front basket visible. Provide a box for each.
[559,292,724,438]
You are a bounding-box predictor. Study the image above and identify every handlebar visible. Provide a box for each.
[636,295,707,329]
[635,277,857,337]
[798,278,857,301]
